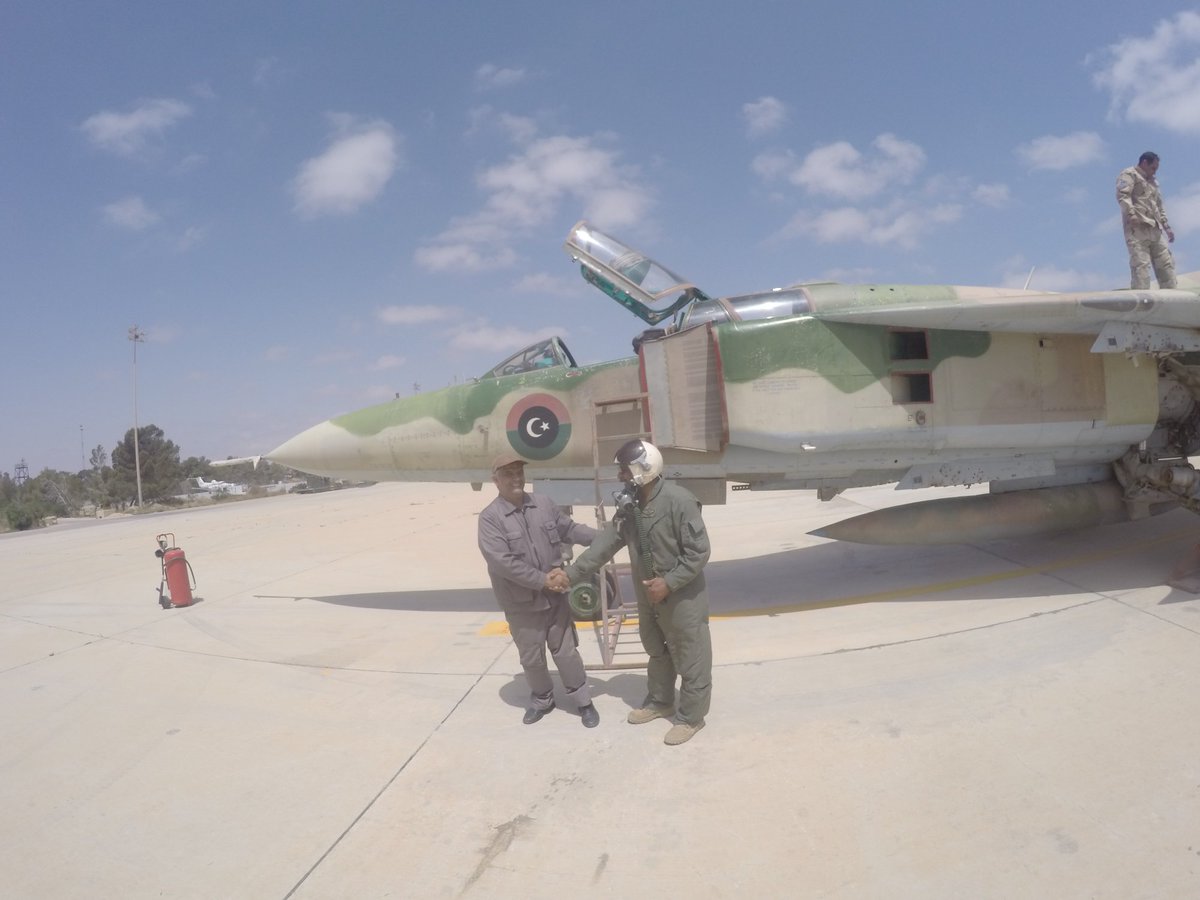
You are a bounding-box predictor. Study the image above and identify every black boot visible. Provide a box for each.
[579,703,600,728]
[523,701,555,724]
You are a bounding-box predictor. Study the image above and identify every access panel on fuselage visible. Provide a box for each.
[639,324,727,452]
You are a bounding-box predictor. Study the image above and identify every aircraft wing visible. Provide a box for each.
[808,276,1200,354]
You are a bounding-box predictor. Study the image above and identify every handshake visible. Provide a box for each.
[544,568,571,593]
[543,567,669,603]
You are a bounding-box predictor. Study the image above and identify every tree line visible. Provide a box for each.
[2,424,298,531]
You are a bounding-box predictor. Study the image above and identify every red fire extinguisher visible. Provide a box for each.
[155,533,197,609]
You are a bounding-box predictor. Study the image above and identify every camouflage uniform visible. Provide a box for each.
[1117,165,1177,289]
[566,479,713,726]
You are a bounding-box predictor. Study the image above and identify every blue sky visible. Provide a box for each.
[6,1,1200,475]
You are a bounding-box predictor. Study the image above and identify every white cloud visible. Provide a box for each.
[264,346,289,362]
[788,206,870,244]
[757,134,990,251]
[999,261,1115,291]
[1089,213,1121,240]
[497,112,538,143]
[512,272,576,294]
[377,304,453,325]
[173,153,206,174]
[476,136,638,225]
[371,354,406,370]
[1167,180,1200,235]
[743,96,787,137]
[785,202,961,249]
[81,98,191,157]
[475,63,528,91]
[587,185,651,229]
[788,134,925,200]
[177,225,206,250]
[972,183,1011,208]
[103,196,159,230]
[1091,11,1200,134]
[447,322,563,353]
[313,348,357,366]
[291,117,400,218]
[417,132,650,272]
[1015,132,1105,171]
[413,243,518,272]
[751,149,797,181]
[253,56,292,90]
[466,107,539,145]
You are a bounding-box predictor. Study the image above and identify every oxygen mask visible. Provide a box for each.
[613,481,638,518]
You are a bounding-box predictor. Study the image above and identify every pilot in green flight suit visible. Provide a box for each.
[565,440,712,745]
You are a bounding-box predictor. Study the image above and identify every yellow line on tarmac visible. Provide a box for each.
[478,528,1192,634]
[480,617,642,637]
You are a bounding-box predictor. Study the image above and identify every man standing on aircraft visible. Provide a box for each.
[478,452,600,728]
[562,440,713,746]
[1117,151,1177,290]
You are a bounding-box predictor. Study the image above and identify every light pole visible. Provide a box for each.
[128,326,145,507]
[79,425,85,472]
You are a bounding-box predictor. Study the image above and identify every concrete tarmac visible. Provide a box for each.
[2,482,1199,899]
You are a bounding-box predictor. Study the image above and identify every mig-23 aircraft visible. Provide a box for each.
[235,220,1200,545]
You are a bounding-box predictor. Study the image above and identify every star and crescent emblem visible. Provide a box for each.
[525,416,551,438]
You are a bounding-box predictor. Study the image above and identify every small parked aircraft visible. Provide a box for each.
[189,476,245,496]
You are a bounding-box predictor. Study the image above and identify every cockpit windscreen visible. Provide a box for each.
[480,337,578,379]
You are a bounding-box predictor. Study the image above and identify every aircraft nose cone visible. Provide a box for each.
[269,420,373,479]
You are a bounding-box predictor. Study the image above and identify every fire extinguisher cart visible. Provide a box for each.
[155,533,197,609]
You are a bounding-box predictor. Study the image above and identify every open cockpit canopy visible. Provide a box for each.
[564,220,811,331]
[563,220,709,325]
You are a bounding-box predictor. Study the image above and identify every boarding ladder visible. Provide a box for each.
[584,393,652,669]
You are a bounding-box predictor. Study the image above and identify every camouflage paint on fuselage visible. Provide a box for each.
[270,358,645,481]
[712,310,1157,476]
[714,316,991,389]
[271,306,1159,488]
[329,358,633,437]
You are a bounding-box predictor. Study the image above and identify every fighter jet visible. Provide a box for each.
[244,220,1200,545]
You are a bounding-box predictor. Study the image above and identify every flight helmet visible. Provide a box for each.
[614,439,663,486]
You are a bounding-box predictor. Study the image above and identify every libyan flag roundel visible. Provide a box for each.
[505,392,572,461]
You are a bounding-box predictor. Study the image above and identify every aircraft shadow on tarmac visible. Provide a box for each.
[298,587,498,613]
[291,526,1194,616]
